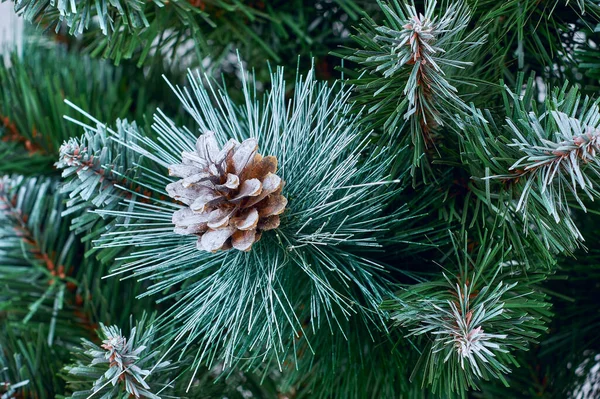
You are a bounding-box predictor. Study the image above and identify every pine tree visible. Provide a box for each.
[2,0,600,398]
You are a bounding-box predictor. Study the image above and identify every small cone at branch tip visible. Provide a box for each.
[166,131,287,252]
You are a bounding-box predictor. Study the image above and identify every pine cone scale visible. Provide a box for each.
[190,191,223,212]
[196,133,220,161]
[182,172,212,187]
[232,229,256,251]
[231,208,259,230]
[245,173,282,207]
[258,215,280,231]
[243,154,278,180]
[168,164,201,178]
[215,173,240,190]
[257,195,287,217]
[166,183,213,205]
[200,226,236,252]
[207,206,234,221]
[233,178,263,200]
[231,139,259,175]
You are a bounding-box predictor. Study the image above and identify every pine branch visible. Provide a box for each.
[499,104,600,219]
[0,114,43,154]
[574,24,600,86]
[65,314,285,398]
[0,339,30,399]
[471,0,599,81]
[382,233,551,395]
[0,43,156,176]
[5,1,600,396]
[277,315,421,399]
[0,324,67,398]
[12,0,201,39]
[64,314,172,399]
[56,120,150,229]
[55,125,171,329]
[343,0,485,174]
[0,112,56,176]
[0,176,88,346]
[65,319,285,398]
[58,61,435,380]
[462,75,600,254]
[0,175,158,395]
[12,0,366,68]
[502,111,600,218]
[433,153,574,270]
[475,210,600,397]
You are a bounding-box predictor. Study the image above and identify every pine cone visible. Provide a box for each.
[166,132,287,252]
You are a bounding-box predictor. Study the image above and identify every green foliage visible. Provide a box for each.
[382,234,551,395]
[59,62,436,382]
[64,315,172,399]
[575,23,600,90]
[276,318,417,399]
[0,332,30,398]
[55,120,147,263]
[0,44,153,176]
[0,324,67,398]
[11,0,368,70]
[0,173,158,398]
[0,175,85,346]
[343,0,485,174]
[3,0,600,396]
[461,75,600,258]
[471,0,600,82]
[477,210,600,397]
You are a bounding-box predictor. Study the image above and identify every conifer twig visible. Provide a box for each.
[382,234,551,394]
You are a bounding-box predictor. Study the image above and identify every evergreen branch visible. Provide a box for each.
[54,118,179,273]
[472,0,599,80]
[12,0,201,38]
[0,176,85,345]
[0,113,44,154]
[476,211,600,396]
[64,313,285,398]
[498,108,600,221]
[64,314,172,399]
[11,0,366,68]
[462,75,600,253]
[0,135,55,177]
[55,124,170,329]
[0,340,30,399]
[277,315,420,399]
[0,174,153,395]
[382,233,551,395]
[0,324,67,398]
[4,0,598,395]
[371,1,471,130]
[60,61,432,378]
[0,113,56,176]
[0,43,157,176]
[344,0,485,173]
[56,120,154,233]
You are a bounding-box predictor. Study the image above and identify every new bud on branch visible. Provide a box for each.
[166,132,287,252]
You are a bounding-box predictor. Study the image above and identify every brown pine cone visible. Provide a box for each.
[166,132,287,252]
